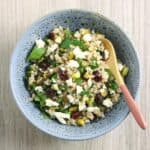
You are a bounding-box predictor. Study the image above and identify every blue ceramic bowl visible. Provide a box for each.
[10,9,140,140]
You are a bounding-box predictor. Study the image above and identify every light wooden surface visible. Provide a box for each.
[0,0,149,150]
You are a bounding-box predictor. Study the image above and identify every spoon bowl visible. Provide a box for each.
[101,38,124,86]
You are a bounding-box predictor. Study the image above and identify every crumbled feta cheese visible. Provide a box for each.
[74,31,81,39]
[28,74,35,85]
[46,44,58,55]
[118,63,124,71]
[83,95,88,101]
[109,89,115,94]
[87,79,92,87]
[47,109,55,116]
[44,79,50,85]
[103,98,113,108]
[36,39,45,48]
[85,119,90,123]
[54,112,70,124]
[102,70,109,82]
[34,86,43,92]
[83,34,92,42]
[79,101,86,111]
[60,66,66,71]
[48,68,54,73]
[54,112,70,119]
[53,26,63,34]
[95,40,102,46]
[52,84,59,91]
[100,84,107,97]
[55,36,62,43]
[51,77,57,83]
[73,47,89,59]
[66,78,73,86]
[87,107,99,112]
[56,117,66,124]
[67,60,79,68]
[69,118,76,125]
[57,90,62,94]
[104,50,109,60]
[100,88,108,97]
[45,99,59,107]
[76,85,83,94]
[55,53,62,62]
[64,104,70,109]
[67,95,75,104]
[86,112,94,120]
[87,107,102,117]
[89,44,97,51]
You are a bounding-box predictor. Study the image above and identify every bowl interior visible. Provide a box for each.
[10,10,140,140]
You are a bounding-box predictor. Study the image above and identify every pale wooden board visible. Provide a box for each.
[0,0,149,150]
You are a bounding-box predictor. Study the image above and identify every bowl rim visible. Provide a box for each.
[10,9,140,140]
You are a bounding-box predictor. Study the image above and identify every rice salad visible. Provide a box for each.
[25,27,129,126]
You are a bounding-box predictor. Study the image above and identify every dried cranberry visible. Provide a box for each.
[58,69,69,81]
[48,32,55,40]
[95,93,103,105]
[71,111,81,119]
[45,88,57,98]
[93,71,102,82]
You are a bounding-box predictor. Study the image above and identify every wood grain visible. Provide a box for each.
[0,0,149,150]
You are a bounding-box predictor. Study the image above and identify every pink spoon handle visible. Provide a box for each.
[120,84,147,129]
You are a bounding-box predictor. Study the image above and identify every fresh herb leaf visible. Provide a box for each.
[59,83,68,91]
[27,47,46,62]
[76,58,82,65]
[64,28,72,38]
[36,92,47,101]
[71,39,88,50]
[80,90,91,97]
[90,59,99,69]
[77,59,86,73]
[79,66,86,74]
[35,92,47,107]
[60,38,72,49]
[108,80,118,91]
[57,107,69,113]
[60,38,87,50]
[74,78,83,85]
[50,72,58,80]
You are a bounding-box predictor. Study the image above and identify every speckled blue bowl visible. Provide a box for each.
[10,9,140,140]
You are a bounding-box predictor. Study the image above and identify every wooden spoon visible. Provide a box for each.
[101,38,147,129]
